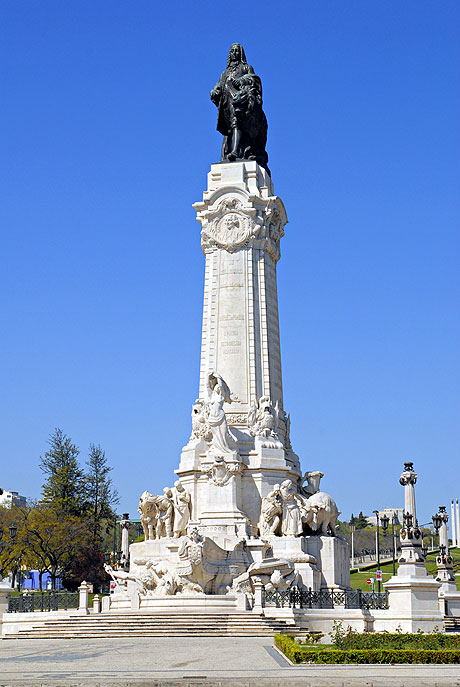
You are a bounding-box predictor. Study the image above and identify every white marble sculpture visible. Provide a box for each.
[303,491,340,536]
[156,488,174,539]
[280,479,305,536]
[138,491,158,540]
[138,483,191,541]
[232,557,300,597]
[172,481,191,538]
[301,470,324,497]
[205,371,239,458]
[119,161,349,608]
[259,484,282,537]
[248,396,283,449]
[190,398,212,442]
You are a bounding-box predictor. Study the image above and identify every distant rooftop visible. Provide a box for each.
[0,488,26,508]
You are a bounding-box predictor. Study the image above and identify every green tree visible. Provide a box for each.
[355,511,369,529]
[40,428,84,516]
[0,505,24,584]
[84,443,119,548]
[21,503,87,589]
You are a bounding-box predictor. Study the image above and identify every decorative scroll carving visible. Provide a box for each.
[226,412,249,426]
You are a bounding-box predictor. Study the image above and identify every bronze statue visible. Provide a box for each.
[210,44,269,173]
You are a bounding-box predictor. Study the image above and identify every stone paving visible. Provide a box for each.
[1,637,460,686]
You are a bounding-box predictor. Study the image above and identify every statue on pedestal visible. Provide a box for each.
[210,43,269,172]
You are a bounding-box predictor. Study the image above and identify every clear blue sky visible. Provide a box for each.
[1,1,459,528]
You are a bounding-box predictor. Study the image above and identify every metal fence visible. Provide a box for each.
[263,587,389,610]
[7,591,79,613]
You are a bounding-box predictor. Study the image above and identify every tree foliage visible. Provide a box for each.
[355,511,369,529]
[84,443,119,548]
[1,429,120,591]
[40,428,84,516]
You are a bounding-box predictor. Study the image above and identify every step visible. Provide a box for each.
[3,611,300,639]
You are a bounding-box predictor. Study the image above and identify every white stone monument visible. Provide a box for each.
[105,159,348,610]
[103,43,348,614]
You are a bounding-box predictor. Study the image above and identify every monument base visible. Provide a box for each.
[378,566,444,633]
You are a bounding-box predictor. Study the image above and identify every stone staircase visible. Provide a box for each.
[3,611,299,639]
[444,616,460,633]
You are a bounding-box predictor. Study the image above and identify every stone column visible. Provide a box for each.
[399,461,417,521]
[456,499,460,549]
[120,513,131,567]
[92,594,101,614]
[437,506,449,551]
[252,578,264,613]
[77,581,90,615]
[451,499,457,547]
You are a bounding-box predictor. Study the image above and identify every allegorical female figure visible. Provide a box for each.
[205,371,239,457]
[210,43,269,172]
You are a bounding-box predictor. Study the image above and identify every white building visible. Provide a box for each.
[366,507,404,526]
[0,489,26,508]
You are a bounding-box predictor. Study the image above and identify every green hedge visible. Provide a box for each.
[338,632,460,650]
[274,634,460,664]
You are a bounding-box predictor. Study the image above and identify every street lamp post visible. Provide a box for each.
[432,511,442,549]
[373,510,381,593]
[380,513,391,578]
[350,524,355,569]
[391,513,397,575]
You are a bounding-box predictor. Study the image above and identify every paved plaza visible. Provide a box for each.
[0,636,460,686]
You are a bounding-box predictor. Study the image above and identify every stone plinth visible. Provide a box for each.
[269,535,350,590]
[381,565,443,633]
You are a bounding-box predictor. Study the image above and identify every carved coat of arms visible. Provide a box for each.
[202,199,255,252]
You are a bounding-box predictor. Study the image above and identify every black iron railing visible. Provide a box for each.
[7,591,79,613]
[263,587,389,610]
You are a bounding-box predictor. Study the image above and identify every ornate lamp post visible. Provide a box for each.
[432,511,442,549]
[120,513,131,569]
[380,512,393,577]
[373,510,381,593]
[391,513,398,575]
[350,523,355,569]
[435,506,449,550]
[435,544,455,589]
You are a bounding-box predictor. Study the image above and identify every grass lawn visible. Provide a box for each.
[350,547,460,591]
